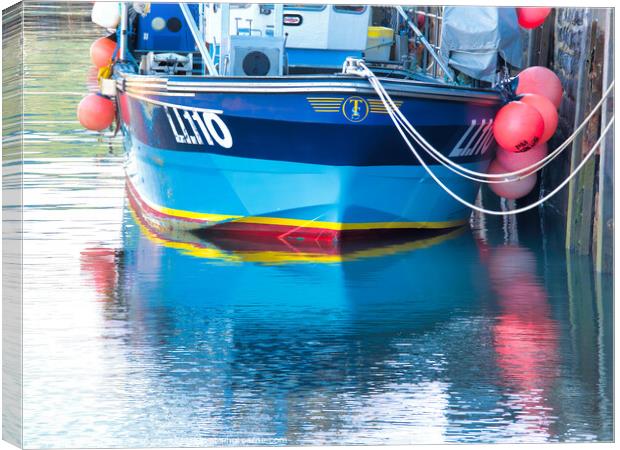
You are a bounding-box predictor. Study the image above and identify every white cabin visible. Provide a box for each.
[205,4,372,70]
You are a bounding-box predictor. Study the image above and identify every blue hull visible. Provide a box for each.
[116,70,501,238]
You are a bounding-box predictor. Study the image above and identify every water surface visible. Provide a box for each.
[9,3,614,447]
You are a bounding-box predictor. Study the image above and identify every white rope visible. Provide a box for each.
[351,62,615,216]
[366,67,614,181]
[386,84,615,215]
[368,66,614,180]
[350,59,613,181]
[367,77,521,184]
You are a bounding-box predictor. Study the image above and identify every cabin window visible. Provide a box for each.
[333,5,367,14]
[284,4,326,11]
[259,4,327,12]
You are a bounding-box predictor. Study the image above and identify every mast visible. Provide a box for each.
[119,2,128,61]
[274,4,284,37]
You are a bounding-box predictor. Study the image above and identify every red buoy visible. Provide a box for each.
[90,36,116,69]
[516,8,551,29]
[516,66,563,109]
[488,159,537,200]
[496,142,548,174]
[518,93,558,144]
[493,101,544,153]
[77,94,116,131]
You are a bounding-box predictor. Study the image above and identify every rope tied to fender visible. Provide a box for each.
[342,58,615,216]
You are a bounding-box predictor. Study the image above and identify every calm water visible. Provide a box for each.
[7,4,614,447]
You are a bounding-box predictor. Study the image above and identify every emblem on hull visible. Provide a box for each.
[307,97,402,118]
[342,96,369,122]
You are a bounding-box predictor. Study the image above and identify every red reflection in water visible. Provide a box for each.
[85,65,99,92]
[485,244,560,435]
[80,247,119,301]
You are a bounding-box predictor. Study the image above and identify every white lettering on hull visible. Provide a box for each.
[165,106,233,149]
[449,119,495,158]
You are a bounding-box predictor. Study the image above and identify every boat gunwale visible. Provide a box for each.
[114,65,501,104]
[117,74,501,105]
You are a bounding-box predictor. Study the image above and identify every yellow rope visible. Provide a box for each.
[97,64,113,84]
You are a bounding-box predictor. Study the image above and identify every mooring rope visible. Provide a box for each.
[369,74,615,183]
[350,60,615,182]
[368,76,520,184]
[343,59,615,216]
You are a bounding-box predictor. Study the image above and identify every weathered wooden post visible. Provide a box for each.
[565,9,600,255]
[594,9,614,274]
[563,8,614,265]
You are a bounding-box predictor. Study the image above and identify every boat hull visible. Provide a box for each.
[125,139,490,241]
[117,72,500,241]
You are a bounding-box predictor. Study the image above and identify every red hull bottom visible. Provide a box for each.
[126,179,464,245]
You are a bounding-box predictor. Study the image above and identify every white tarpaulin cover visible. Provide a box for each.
[440,7,523,82]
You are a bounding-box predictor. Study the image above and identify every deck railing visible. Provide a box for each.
[396,6,452,81]
[414,7,443,79]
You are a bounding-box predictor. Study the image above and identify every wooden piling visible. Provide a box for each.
[594,9,614,274]
[565,11,599,254]
[526,8,555,68]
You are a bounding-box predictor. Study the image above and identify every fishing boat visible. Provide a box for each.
[105,3,518,241]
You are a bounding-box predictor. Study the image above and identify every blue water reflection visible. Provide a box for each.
[71,191,613,445]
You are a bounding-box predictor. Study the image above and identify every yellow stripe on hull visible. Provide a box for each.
[132,181,467,232]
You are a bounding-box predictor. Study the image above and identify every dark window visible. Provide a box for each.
[333,5,366,14]
[284,4,326,11]
[166,17,182,32]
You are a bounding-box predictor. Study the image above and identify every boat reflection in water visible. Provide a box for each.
[77,187,609,444]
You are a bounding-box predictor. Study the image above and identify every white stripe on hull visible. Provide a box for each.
[117,74,500,105]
